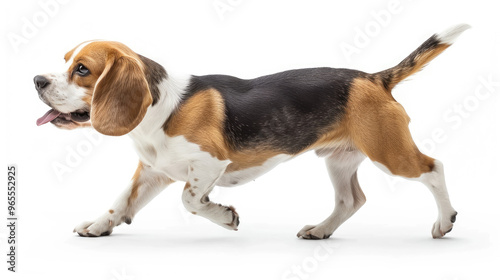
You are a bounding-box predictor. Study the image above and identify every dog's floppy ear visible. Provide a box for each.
[91,55,152,136]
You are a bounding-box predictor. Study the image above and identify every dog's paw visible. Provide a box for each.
[74,219,114,237]
[431,211,457,239]
[216,205,239,231]
[297,225,332,240]
[74,212,131,237]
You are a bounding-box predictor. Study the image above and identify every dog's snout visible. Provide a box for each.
[34,75,50,91]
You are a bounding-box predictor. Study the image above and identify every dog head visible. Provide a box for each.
[35,41,153,136]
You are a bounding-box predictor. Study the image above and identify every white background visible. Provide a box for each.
[1,0,499,279]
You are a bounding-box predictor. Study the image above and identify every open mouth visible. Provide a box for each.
[36,109,90,126]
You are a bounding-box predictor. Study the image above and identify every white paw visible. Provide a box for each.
[208,205,239,231]
[431,211,457,239]
[222,205,240,230]
[74,212,131,237]
[297,224,332,240]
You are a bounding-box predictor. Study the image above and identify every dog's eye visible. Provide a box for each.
[75,64,90,76]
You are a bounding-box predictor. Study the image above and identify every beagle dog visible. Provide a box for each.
[35,24,469,239]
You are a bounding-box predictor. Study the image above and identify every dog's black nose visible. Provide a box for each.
[34,75,50,91]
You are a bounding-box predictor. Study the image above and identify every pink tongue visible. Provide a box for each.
[36,109,62,126]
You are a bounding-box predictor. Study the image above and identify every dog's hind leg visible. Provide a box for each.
[297,149,366,239]
[372,156,457,239]
[347,93,457,238]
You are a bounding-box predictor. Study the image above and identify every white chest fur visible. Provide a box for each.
[132,132,219,182]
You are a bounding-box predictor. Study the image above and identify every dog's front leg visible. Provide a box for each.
[182,160,239,230]
[74,162,173,237]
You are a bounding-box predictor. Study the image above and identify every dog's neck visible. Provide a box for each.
[130,60,190,139]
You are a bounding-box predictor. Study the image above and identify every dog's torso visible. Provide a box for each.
[130,67,363,186]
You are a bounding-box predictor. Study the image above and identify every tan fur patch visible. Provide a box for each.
[184,183,198,196]
[109,209,114,214]
[341,78,434,177]
[64,49,75,63]
[165,89,284,172]
[166,89,228,160]
[63,43,79,63]
[299,123,350,154]
[127,162,174,206]
[225,150,282,172]
[128,162,144,206]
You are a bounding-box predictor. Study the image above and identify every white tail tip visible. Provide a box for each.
[436,24,471,45]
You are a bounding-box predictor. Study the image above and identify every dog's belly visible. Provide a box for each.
[133,133,292,185]
[217,154,291,187]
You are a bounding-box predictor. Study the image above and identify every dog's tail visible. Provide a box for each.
[375,24,470,91]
